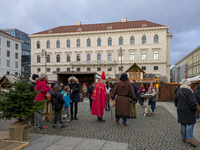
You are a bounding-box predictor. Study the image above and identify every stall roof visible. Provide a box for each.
[0,75,19,84]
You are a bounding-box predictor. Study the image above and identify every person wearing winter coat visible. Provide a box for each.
[174,79,197,147]
[147,83,158,113]
[51,83,67,128]
[62,86,72,118]
[111,73,136,127]
[29,74,39,92]
[88,83,95,110]
[194,85,200,122]
[34,73,50,130]
[174,85,180,94]
[138,84,146,106]
[68,76,80,121]
[83,83,87,98]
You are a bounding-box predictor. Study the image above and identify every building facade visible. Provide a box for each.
[172,46,200,83]
[29,18,172,81]
[1,28,31,77]
[0,30,22,78]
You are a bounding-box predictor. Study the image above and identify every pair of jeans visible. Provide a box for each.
[116,117,126,125]
[195,114,199,120]
[54,109,63,126]
[34,109,44,127]
[181,124,195,139]
[148,100,156,112]
[140,97,144,105]
[63,107,68,115]
[70,102,78,118]
[106,95,110,110]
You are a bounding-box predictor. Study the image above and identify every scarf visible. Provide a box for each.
[180,84,192,92]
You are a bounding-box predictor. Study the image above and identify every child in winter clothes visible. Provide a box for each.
[62,86,72,118]
[51,83,67,128]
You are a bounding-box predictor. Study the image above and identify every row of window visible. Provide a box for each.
[5,71,18,76]
[0,49,19,59]
[36,35,159,49]
[5,41,19,50]
[36,51,159,63]
[36,66,159,73]
[0,59,18,68]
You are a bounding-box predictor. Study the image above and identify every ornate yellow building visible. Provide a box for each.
[29,18,172,81]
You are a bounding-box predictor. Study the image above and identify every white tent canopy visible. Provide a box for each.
[180,75,200,84]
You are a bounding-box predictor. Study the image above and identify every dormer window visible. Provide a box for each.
[142,24,147,27]
[77,28,82,31]
[48,30,52,33]
[107,26,112,29]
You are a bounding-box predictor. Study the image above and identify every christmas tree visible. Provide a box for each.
[0,75,46,122]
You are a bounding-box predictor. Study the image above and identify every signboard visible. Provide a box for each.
[47,74,57,81]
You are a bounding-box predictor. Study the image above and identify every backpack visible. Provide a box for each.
[51,91,60,110]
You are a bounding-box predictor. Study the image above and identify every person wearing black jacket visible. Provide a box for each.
[174,79,197,147]
[88,83,95,110]
[68,76,81,121]
[174,85,180,94]
[51,83,67,128]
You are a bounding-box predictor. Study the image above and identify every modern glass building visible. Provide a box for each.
[1,28,31,77]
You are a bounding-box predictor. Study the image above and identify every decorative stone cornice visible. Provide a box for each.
[65,52,72,55]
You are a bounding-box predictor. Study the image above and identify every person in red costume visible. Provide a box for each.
[91,71,108,122]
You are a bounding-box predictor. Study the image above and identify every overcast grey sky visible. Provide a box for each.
[0,0,199,65]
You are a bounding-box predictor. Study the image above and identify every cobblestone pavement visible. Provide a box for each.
[1,101,200,150]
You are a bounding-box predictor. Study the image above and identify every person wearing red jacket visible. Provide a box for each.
[34,73,51,130]
[139,84,146,107]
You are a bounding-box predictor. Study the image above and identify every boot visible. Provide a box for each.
[74,116,78,120]
[99,117,105,122]
[70,116,73,121]
[187,139,197,147]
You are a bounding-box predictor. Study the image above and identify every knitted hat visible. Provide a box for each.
[181,78,191,85]
[54,83,60,87]
[32,74,39,80]
[40,73,47,79]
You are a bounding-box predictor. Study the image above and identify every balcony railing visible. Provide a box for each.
[70,60,117,66]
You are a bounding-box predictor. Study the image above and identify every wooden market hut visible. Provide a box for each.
[0,75,19,91]
[54,71,101,87]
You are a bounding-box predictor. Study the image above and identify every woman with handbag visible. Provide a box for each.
[174,78,198,147]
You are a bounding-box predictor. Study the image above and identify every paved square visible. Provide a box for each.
[1,101,200,149]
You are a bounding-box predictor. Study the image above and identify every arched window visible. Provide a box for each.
[37,55,40,63]
[47,40,50,48]
[77,39,80,47]
[97,53,101,61]
[87,38,91,47]
[56,54,60,62]
[97,38,101,46]
[37,41,40,49]
[130,36,134,45]
[142,51,146,60]
[67,40,70,48]
[130,52,134,60]
[56,40,60,48]
[107,53,112,61]
[119,37,123,45]
[87,53,91,61]
[142,35,146,44]
[67,54,70,62]
[154,51,159,60]
[108,37,112,46]
[47,55,50,62]
[77,54,81,61]
[154,35,159,44]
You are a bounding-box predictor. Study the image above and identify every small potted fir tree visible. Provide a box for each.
[0,75,46,141]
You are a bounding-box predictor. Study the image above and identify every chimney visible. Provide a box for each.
[121,18,127,22]
[75,21,81,26]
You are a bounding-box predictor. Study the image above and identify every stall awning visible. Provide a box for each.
[180,75,200,84]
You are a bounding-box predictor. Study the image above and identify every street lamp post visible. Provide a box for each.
[119,47,123,73]
[41,49,47,73]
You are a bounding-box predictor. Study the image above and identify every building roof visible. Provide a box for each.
[175,46,200,66]
[0,30,22,42]
[32,20,167,35]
